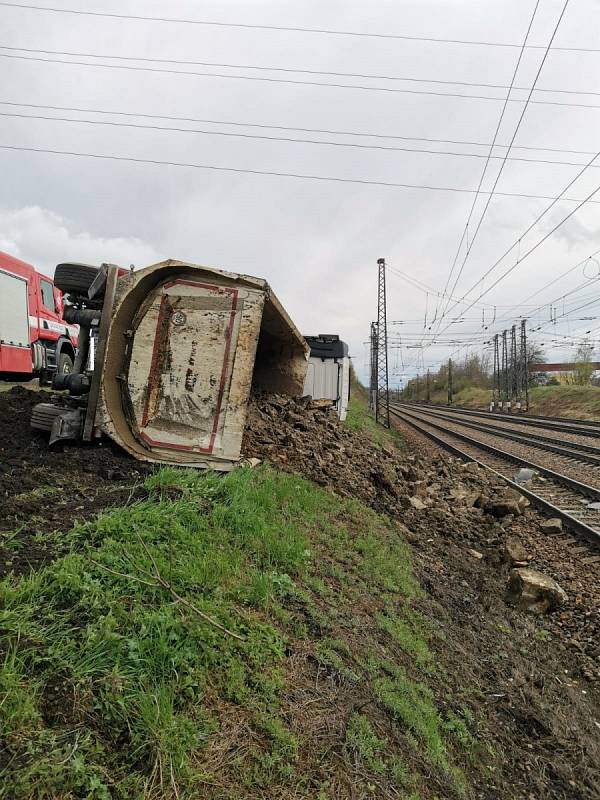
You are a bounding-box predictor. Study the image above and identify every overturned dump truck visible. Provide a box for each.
[31,260,309,470]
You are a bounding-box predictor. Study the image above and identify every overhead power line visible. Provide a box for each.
[2,142,600,202]
[1,99,594,157]
[436,0,569,332]
[4,109,600,169]
[443,145,600,317]
[0,1,597,52]
[1,44,598,97]
[444,177,600,321]
[490,248,600,327]
[3,52,600,109]
[387,265,495,309]
[432,0,541,332]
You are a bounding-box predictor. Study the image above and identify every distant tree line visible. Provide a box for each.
[399,339,598,400]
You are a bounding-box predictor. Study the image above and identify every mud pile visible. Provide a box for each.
[243,394,412,513]
[242,394,506,520]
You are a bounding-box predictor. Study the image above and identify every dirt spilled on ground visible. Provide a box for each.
[1,386,599,798]
[0,386,150,576]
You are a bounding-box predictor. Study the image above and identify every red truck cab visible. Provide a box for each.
[0,251,78,379]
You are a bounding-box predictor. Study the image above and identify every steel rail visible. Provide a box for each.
[401,400,600,437]
[389,403,600,547]
[395,403,600,465]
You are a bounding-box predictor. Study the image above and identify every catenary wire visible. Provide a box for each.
[0,100,595,157]
[4,52,600,109]
[431,0,541,332]
[1,44,599,97]
[443,180,600,324]
[490,249,600,328]
[435,0,570,331]
[431,142,600,335]
[2,142,600,203]
[4,109,600,169]
[0,1,596,52]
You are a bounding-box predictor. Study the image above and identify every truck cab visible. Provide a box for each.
[0,251,77,379]
[303,334,351,420]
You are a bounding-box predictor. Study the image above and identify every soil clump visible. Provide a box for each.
[0,386,150,576]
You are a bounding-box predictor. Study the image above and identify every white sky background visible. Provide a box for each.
[1,0,600,387]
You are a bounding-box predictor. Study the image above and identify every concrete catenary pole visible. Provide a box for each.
[519,319,529,412]
[369,321,378,411]
[502,329,509,411]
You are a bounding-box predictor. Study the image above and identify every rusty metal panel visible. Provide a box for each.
[93,260,306,470]
[127,281,239,454]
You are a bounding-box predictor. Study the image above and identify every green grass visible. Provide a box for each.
[374,667,467,792]
[0,464,479,799]
[376,609,435,670]
[345,713,388,774]
[345,396,404,450]
[0,467,321,798]
[528,384,600,419]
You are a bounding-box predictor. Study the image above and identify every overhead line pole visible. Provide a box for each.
[369,321,378,411]
[520,319,529,411]
[510,325,519,409]
[376,258,390,427]
[492,333,500,410]
[502,330,509,411]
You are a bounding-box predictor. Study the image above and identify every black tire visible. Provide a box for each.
[31,402,65,432]
[54,263,99,295]
[58,352,74,375]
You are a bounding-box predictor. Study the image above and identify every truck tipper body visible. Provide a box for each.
[0,251,78,379]
[32,259,309,471]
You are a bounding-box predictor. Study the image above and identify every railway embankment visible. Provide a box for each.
[1,386,599,799]
[420,384,600,420]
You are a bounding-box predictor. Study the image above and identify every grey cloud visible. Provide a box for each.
[1,0,599,386]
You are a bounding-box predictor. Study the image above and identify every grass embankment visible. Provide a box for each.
[527,385,600,419]
[0,463,481,799]
[346,396,405,450]
[415,384,600,420]
[346,372,404,450]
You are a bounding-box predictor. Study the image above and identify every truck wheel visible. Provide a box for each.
[58,352,73,375]
[31,403,64,432]
[54,263,100,295]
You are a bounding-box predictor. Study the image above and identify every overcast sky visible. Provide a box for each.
[1,0,600,387]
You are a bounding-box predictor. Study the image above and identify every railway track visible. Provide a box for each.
[400,401,600,438]
[396,404,600,467]
[389,402,600,556]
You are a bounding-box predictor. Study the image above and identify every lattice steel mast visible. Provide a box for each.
[376,258,390,427]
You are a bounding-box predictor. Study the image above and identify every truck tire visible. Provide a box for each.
[58,352,73,375]
[54,263,99,295]
[31,403,64,432]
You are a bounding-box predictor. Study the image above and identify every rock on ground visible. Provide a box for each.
[540,518,563,534]
[505,567,568,614]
